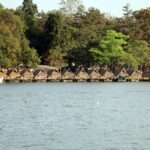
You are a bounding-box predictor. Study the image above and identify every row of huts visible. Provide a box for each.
[0,68,149,83]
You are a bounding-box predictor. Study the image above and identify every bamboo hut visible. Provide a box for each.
[87,69,101,81]
[33,69,48,82]
[0,69,6,79]
[20,69,34,82]
[113,68,129,82]
[74,69,89,81]
[99,68,114,81]
[61,69,75,82]
[47,70,61,82]
[142,71,150,81]
[126,69,142,82]
[6,69,20,82]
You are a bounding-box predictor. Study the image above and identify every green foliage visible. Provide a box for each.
[59,0,83,15]
[127,40,150,66]
[1,2,150,69]
[0,3,3,9]
[45,47,66,67]
[89,30,138,68]
[22,0,38,16]
[0,9,40,68]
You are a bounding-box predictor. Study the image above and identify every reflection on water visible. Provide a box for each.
[0,82,150,150]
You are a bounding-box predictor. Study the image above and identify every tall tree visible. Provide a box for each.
[89,30,138,68]
[0,9,40,68]
[59,0,83,15]
[127,40,150,70]
[68,8,108,66]
[0,3,3,9]
[123,3,133,18]
[22,0,38,16]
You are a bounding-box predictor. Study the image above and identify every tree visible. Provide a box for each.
[42,11,77,64]
[115,3,134,36]
[0,3,3,9]
[123,3,133,18]
[89,30,138,68]
[44,47,66,66]
[43,12,63,53]
[131,8,150,44]
[0,9,40,68]
[127,40,150,70]
[68,8,109,66]
[22,0,38,16]
[59,0,83,15]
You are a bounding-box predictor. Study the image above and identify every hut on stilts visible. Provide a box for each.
[20,69,34,82]
[0,69,6,78]
[0,69,6,83]
[33,69,48,82]
[47,70,61,82]
[74,69,89,82]
[6,69,20,82]
[126,69,142,82]
[113,68,129,82]
[61,69,75,82]
[99,68,114,81]
[87,69,101,82]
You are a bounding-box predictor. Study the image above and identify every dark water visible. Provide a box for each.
[0,83,150,150]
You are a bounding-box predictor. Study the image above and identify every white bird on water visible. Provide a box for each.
[97,101,100,106]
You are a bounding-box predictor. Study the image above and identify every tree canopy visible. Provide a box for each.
[0,9,40,68]
[0,1,150,71]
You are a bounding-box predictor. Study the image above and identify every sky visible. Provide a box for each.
[0,0,150,17]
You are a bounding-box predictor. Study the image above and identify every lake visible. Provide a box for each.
[0,82,150,150]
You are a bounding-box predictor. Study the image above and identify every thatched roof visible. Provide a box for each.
[113,68,129,77]
[6,69,20,79]
[74,69,88,79]
[7,69,20,76]
[33,69,48,79]
[126,69,142,78]
[87,69,101,79]
[99,68,114,79]
[61,69,75,79]
[20,69,34,78]
[0,69,6,77]
[47,70,61,79]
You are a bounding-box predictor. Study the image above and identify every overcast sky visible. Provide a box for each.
[0,0,150,17]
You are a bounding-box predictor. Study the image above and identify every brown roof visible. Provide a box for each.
[61,69,75,79]
[47,70,61,79]
[20,69,33,75]
[0,69,6,78]
[0,69,6,75]
[0,69,5,73]
[62,69,74,75]
[113,68,129,77]
[20,69,34,78]
[87,69,101,79]
[74,69,88,79]
[99,68,114,78]
[126,69,142,77]
[6,69,20,79]
[33,69,48,79]
[7,69,20,76]
[34,69,47,76]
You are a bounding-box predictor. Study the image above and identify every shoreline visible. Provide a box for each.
[0,67,149,83]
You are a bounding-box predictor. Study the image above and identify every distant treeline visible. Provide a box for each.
[0,0,150,70]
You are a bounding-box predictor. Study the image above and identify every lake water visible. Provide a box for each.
[0,82,150,150]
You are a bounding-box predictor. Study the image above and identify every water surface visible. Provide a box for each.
[0,83,150,150]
